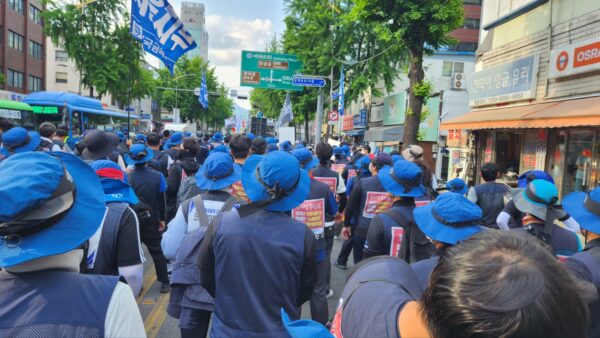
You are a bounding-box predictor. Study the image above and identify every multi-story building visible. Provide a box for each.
[442,0,600,197]
[180,1,209,60]
[0,0,46,94]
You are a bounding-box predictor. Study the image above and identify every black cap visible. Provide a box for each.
[81,131,116,161]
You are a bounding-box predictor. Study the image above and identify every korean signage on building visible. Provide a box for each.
[383,92,406,126]
[548,37,600,79]
[342,115,354,131]
[470,56,539,107]
[353,109,367,129]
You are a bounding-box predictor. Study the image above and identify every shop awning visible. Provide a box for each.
[364,125,404,142]
[441,96,600,130]
[344,129,365,136]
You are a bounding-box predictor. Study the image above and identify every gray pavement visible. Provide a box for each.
[138,235,354,338]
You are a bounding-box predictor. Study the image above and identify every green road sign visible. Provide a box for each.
[240,50,303,91]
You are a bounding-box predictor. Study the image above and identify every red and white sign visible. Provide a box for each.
[292,198,325,235]
[362,191,393,219]
[389,227,405,257]
[328,110,339,125]
[330,163,346,174]
[314,176,337,194]
[549,37,600,79]
[342,115,354,131]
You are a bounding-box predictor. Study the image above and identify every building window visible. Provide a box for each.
[56,72,68,84]
[55,50,69,62]
[8,69,24,88]
[8,31,24,52]
[463,18,480,29]
[29,40,43,59]
[9,0,24,14]
[29,5,42,24]
[28,75,42,92]
[442,61,465,77]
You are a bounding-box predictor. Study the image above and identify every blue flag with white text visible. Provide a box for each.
[130,0,197,73]
[338,67,345,116]
[199,71,209,109]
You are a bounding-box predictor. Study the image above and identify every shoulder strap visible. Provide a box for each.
[193,194,210,226]
[382,208,412,227]
[182,198,193,223]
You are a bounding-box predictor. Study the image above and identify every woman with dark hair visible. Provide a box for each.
[329,231,594,338]
[167,138,200,212]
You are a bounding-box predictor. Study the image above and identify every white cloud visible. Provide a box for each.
[206,15,276,91]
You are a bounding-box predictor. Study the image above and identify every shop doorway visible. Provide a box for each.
[495,132,522,178]
[563,129,595,194]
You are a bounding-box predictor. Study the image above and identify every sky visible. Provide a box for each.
[168,0,287,110]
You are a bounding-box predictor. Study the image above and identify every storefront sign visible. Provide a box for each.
[362,191,393,219]
[447,129,469,148]
[389,227,405,257]
[471,56,539,107]
[484,134,493,163]
[314,176,337,194]
[353,109,367,129]
[383,92,406,126]
[292,198,325,235]
[342,115,354,131]
[549,37,600,79]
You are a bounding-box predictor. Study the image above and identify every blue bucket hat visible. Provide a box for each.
[195,152,241,191]
[124,144,154,165]
[241,152,310,212]
[511,179,565,221]
[280,140,293,152]
[281,308,333,338]
[341,144,350,156]
[90,160,139,205]
[378,160,425,198]
[356,155,371,174]
[563,187,600,234]
[518,170,554,188]
[0,127,41,157]
[211,132,223,142]
[292,148,319,171]
[414,193,482,245]
[446,177,468,195]
[184,131,192,137]
[212,144,228,153]
[266,143,279,153]
[391,154,404,163]
[135,134,147,144]
[116,131,126,142]
[265,137,276,144]
[333,146,343,156]
[167,132,184,148]
[246,132,256,141]
[0,152,106,268]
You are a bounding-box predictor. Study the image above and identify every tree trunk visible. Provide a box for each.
[402,48,425,148]
[304,109,309,142]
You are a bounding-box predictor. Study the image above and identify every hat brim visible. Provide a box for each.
[0,131,41,157]
[413,203,482,245]
[81,145,116,161]
[124,148,154,165]
[241,154,310,212]
[101,179,139,205]
[302,158,319,171]
[511,189,566,221]
[0,152,107,268]
[450,186,469,195]
[378,166,425,198]
[195,164,242,191]
[563,192,600,233]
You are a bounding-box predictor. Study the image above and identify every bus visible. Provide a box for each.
[23,92,139,137]
[0,100,36,130]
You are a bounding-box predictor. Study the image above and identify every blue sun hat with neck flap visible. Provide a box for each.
[414,193,483,245]
[195,152,241,191]
[166,132,184,149]
[240,151,310,214]
[211,132,224,143]
[446,177,468,195]
[124,143,154,165]
[280,140,293,153]
[518,170,554,188]
[0,152,106,268]
[378,160,425,198]
[90,160,139,205]
[0,127,41,157]
[292,148,319,171]
[563,187,600,234]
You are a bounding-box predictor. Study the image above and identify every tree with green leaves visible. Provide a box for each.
[353,0,463,146]
[155,57,233,129]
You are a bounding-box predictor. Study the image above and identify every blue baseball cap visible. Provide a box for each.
[211,132,223,142]
[446,177,468,195]
[378,160,425,198]
[241,152,310,212]
[135,134,147,144]
[512,179,565,221]
[116,131,126,142]
[246,132,256,141]
[563,188,600,234]
[292,148,319,171]
[266,143,279,152]
[195,152,241,191]
[281,308,333,338]
[90,160,138,205]
[124,144,154,165]
[517,170,554,188]
[280,140,293,152]
[0,152,106,268]
[414,193,482,245]
[0,127,41,157]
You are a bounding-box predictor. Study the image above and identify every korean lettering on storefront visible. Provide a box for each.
[362,192,393,219]
[470,56,539,107]
[484,134,493,163]
[292,198,325,235]
[549,37,600,79]
[447,129,468,148]
[342,115,354,131]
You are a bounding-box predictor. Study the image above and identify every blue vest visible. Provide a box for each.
[311,167,338,224]
[377,205,415,257]
[474,182,508,228]
[211,209,307,337]
[0,270,118,337]
[410,256,439,291]
[356,176,388,236]
[89,202,128,276]
[335,256,422,338]
[514,223,581,258]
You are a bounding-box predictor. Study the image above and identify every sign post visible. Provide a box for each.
[240,51,303,91]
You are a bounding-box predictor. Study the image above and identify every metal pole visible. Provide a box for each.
[316,87,324,145]
[127,62,131,137]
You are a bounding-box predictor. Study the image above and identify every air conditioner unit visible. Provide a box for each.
[452,72,464,90]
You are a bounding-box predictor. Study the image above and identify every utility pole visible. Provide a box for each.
[316,87,324,145]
